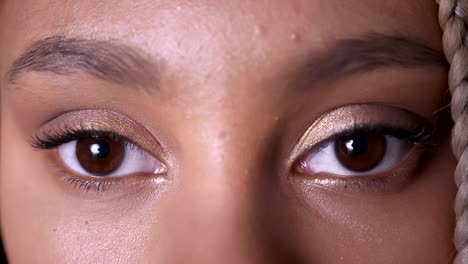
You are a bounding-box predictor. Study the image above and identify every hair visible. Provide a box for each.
[437,0,468,263]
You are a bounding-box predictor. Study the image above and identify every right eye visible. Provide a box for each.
[57,136,167,177]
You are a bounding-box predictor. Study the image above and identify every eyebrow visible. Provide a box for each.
[7,33,446,91]
[7,36,159,88]
[293,33,447,85]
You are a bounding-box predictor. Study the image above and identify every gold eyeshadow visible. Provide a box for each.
[32,109,171,196]
[289,103,434,165]
[33,109,169,165]
[31,104,437,197]
[289,103,436,194]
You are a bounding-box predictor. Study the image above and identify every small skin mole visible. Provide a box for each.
[84,221,89,225]
[218,130,226,139]
[254,24,267,37]
[289,32,300,42]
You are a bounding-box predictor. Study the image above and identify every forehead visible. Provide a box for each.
[0,0,441,87]
[1,0,440,45]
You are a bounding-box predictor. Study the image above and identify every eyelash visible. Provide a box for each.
[31,126,137,150]
[64,177,114,193]
[309,124,434,154]
[31,121,435,195]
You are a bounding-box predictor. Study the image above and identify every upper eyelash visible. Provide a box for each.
[33,123,435,149]
[308,124,435,155]
[31,126,137,150]
[338,125,434,143]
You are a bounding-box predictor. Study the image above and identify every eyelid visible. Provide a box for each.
[289,104,434,167]
[33,109,169,166]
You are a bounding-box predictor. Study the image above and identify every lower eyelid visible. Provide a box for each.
[42,143,168,196]
[297,134,414,175]
[51,165,168,199]
[291,144,426,194]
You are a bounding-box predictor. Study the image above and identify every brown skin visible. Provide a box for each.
[0,0,458,263]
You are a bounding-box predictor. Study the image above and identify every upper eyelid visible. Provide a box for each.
[303,125,429,158]
[288,103,434,167]
[32,128,139,149]
[32,109,168,164]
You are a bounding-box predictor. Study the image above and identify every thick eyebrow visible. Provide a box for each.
[292,33,447,86]
[7,33,446,91]
[7,36,159,88]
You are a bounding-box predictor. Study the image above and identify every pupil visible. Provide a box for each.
[345,136,369,155]
[76,137,125,175]
[90,141,111,159]
[335,132,387,172]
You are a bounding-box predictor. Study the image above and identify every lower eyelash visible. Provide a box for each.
[297,145,425,194]
[64,177,114,194]
[36,126,162,196]
[47,155,117,194]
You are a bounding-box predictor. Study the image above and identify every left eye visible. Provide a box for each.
[57,136,167,177]
[296,132,413,177]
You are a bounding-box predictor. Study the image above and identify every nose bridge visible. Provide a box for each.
[157,147,265,263]
[154,119,301,263]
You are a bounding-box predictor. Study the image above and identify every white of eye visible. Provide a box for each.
[57,140,166,177]
[299,135,412,177]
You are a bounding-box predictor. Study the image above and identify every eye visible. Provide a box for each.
[296,131,414,177]
[57,135,167,177]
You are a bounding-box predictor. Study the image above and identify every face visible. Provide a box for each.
[0,0,457,263]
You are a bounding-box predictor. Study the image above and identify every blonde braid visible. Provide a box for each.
[437,0,468,263]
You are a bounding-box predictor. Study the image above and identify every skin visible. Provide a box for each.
[0,0,458,263]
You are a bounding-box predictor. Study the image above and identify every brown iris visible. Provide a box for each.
[76,137,125,175]
[334,132,387,172]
